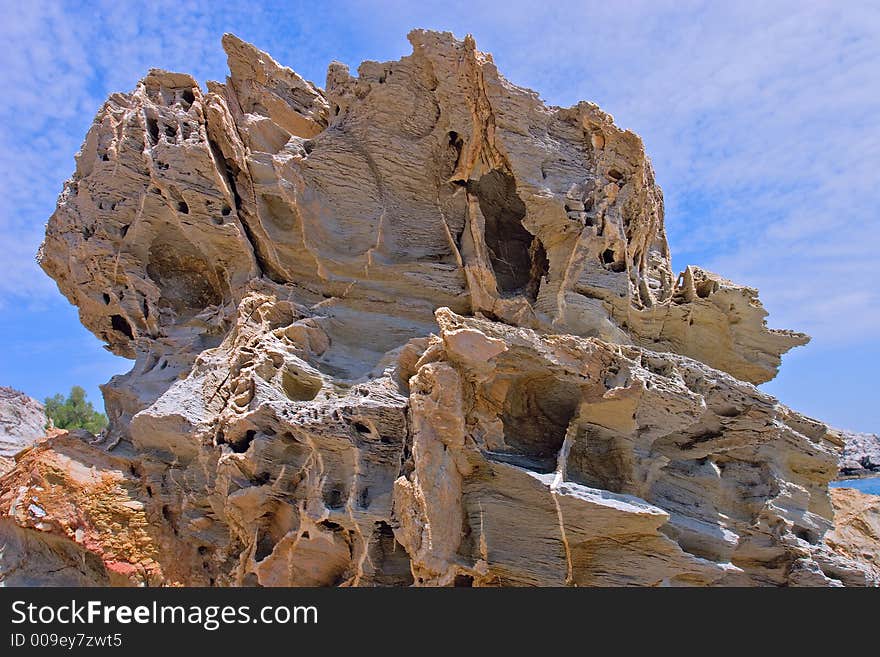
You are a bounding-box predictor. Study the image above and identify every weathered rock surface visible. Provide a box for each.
[1,31,873,586]
[835,429,880,478]
[824,488,880,585]
[0,386,47,463]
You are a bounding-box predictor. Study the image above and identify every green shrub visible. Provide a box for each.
[44,386,108,434]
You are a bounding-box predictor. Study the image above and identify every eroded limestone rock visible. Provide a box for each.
[2,30,871,586]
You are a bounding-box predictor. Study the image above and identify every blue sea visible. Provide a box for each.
[830,476,880,496]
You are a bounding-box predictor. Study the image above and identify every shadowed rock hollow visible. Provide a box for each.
[1,30,873,586]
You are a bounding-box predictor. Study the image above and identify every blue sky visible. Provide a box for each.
[1,1,878,431]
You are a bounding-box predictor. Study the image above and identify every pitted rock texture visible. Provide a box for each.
[0,387,47,464]
[2,31,872,586]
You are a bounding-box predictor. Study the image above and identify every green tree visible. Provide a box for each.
[44,386,108,434]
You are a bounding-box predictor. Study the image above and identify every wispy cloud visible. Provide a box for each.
[1,1,877,345]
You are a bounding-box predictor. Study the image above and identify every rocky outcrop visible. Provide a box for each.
[1,31,871,586]
[0,387,47,464]
[824,488,880,585]
[836,429,880,478]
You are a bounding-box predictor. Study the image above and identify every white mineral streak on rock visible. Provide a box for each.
[0,387,47,456]
[0,387,47,473]
[1,30,873,586]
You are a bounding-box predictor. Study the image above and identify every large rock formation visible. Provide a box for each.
[1,31,872,586]
[0,387,47,476]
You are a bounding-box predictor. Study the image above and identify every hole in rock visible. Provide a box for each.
[468,170,536,297]
[494,375,581,473]
[353,422,371,434]
[564,424,638,494]
[177,201,189,214]
[324,488,345,510]
[454,574,474,587]
[281,369,321,401]
[255,532,275,562]
[145,117,159,145]
[641,355,673,378]
[230,430,256,454]
[601,248,626,273]
[165,124,177,139]
[794,526,818,544]
[181,89,195,105]
[679,430,723,451]
[369,522,414,586]
[319,520,344,532]
[447,131,464,181]
[695,279,715,298]
[102,293,111,305]
[110,314,134,339]
[161,505,178,534]
[241,573,261,587]
[525,238,549,301]
[607,168,623,181]
[146,238,223,318]
[120,224,129,238]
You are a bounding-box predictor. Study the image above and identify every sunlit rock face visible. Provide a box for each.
[0,387,47,477]
[2,30,871,587]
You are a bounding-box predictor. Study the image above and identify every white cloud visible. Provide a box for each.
[1,0,878,349]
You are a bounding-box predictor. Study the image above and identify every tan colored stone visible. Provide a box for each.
[1,30,870,587]
[823,487,880,584]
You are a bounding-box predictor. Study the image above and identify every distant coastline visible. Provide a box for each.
[831,475,880,496]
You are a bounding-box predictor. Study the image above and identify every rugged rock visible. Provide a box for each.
[1,30,872,586]
[0,386,48,462]
[824,488,880,585]
[835,429,880,478]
